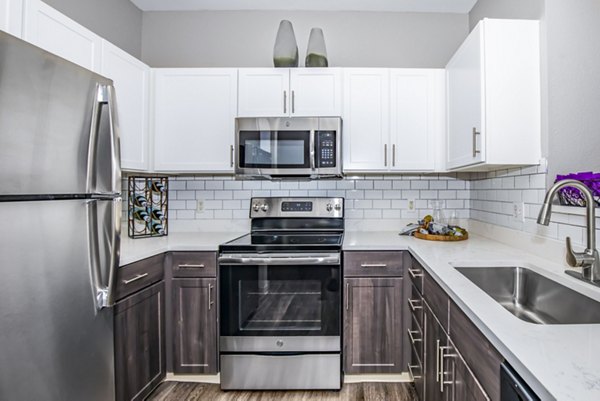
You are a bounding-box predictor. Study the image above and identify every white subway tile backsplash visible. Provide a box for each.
[187,181,205,190]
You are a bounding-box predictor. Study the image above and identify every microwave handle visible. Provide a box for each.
[310,130,316,170]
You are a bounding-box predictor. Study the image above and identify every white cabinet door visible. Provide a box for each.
[390,69,445,171]
[101,40,150,171]
[153,69,237,172]
[22,0,101,72]
[343,69,390,171]
[290,68,342,117]
[0,0,23,37]
[446,24,484,169]
[238,68,289,117]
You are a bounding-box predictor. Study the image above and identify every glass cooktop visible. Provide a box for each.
[220,232,343,252]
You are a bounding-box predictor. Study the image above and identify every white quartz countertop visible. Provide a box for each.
[345,231,600,401]
[121,229,600,400]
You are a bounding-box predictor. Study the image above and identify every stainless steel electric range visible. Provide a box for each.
[218,197,344,390]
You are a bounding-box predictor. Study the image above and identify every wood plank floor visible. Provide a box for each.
[147,382,418,401]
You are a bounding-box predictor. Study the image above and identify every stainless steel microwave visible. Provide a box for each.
[235,117,342,180]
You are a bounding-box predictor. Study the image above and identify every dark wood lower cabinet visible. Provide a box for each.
[343,277,403,374]
[424,303,448,401]
[446,339,490,401]
[114,282,166,401]
[172,278,218,374]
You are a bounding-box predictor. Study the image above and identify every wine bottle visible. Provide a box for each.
[133,194,148,207]
[132,207,150,222]
[149,221,165,235]
[148,206,165,221]
[147,179,166,193]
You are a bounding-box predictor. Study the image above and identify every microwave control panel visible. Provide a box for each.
[317,131,336,168]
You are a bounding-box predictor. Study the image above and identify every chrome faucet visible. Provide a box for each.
[537,179,600,286]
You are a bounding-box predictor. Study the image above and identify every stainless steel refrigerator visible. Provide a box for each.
[0,31,121,401]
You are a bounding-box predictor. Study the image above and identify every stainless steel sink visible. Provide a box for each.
[456,266,600,324]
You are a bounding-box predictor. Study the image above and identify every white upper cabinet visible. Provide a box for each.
[101,40,150,171]
[343,69,390,171]
[0,0,23,37]
[343,68,445,172]
[153,69,238,172]
[237,68,342,117]
[446,18,541,170]
[390,69,445,171]
[22,0,101,72]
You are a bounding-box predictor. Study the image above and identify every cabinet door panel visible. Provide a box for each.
[114,282,165,401]
[22,0,101,72]
[446,23,484,169]
[101,40,150,171]
[0,0,23,37]
[390,69,444,171]
[342,69,389,171]
[238,68,289,117]
[153,69,237,172]
[290,68,342,117]
[344,277,403,373]
[447,339,491,401]
[424,305,446,401]
[172,278,218,374]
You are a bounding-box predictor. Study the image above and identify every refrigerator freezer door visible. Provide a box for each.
[0,199,117,401]
[0,32,120,197]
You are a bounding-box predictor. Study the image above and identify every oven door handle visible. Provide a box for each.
[218,253,340,265]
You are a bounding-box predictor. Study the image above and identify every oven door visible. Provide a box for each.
[219,252,341,350]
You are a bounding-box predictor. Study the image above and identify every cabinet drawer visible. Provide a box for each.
[116,253,164,301]
[408,283,424,329]
[407,311,423,358]
[343,251,403,277]
[408,340,424,400]
[170,251,217,278]
[450,301,502,401]
[407,257,424,293]
[424,270,449,332]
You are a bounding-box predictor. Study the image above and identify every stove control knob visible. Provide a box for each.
[276,340,284,348]
[326,203,333,212]
[252,203,260,212]
[334,203,342,211]
[261,203,269,212]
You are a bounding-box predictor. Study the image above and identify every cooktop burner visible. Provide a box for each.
[220,232,343,252]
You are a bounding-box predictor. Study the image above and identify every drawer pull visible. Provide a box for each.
[408,268,423,279]
[408,298,423,311]
[407,363,422,380]
[122,273,148,285]
[360,263,387,268]
[178,263,205,269]
[208,284,214,310]
[407,329,422,345]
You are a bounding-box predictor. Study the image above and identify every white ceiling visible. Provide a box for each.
[131,0,478,13]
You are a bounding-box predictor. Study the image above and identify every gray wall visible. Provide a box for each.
[141,11,468,68]
[469,0,543,30]
[44,0,143,58]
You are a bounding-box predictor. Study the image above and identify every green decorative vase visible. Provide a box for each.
[305,28,328,67]
[273,20,298,67]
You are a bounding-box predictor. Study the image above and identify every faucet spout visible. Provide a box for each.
[537,179,599,285]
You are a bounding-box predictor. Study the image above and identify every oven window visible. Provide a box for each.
[238,130,310,169]
[220,264,340,337]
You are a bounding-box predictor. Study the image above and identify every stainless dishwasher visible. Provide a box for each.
[501,362,541,401]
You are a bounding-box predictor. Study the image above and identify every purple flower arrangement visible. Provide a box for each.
[555,172,600,207]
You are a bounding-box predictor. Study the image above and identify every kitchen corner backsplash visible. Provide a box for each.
[122,174,472,222]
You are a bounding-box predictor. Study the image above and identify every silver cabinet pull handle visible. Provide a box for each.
[384,144,388,167]
[407,329,422,345]
[472,127,481,158]
[230,145,234,168]
[392,144,396,167]
[439,345,454,392]
[408,298,422,311]
[360,263,387,268]
[292,90,295,114]
[122,273,148,285]
[178,264,205,269]
[345,282,350,310]
[283,90,287,114]
[407,363,422,380]
[408,268,423,279]
[208,284,214,310]
[435,339,441,383]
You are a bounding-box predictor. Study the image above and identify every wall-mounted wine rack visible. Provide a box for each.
[128,176,169,239]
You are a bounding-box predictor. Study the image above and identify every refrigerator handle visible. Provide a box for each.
[87,84,121,195]
[86,197,121,310]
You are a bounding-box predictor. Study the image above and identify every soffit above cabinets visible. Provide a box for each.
[130,0,478,13]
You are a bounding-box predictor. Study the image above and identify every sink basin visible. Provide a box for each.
[455,266,600,324]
